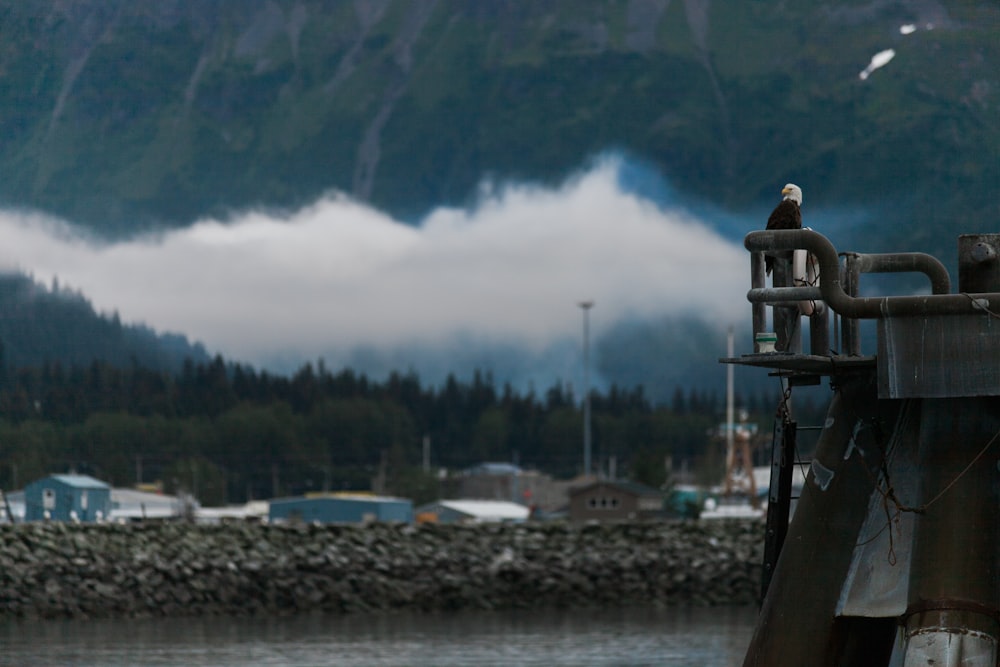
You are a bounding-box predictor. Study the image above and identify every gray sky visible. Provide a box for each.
[0,159,750,367]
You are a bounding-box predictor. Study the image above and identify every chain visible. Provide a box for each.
[775,380,792,422]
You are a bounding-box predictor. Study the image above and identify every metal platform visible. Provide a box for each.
[719,353,876,376]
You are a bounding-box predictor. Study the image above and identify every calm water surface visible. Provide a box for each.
[0,606,756,666]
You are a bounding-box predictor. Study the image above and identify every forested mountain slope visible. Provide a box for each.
[0,272,207,373]
[0,1,995,254]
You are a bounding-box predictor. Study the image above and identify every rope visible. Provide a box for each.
[847,417,904,565]
[914,424,1000,512]
[851,401,1000,564]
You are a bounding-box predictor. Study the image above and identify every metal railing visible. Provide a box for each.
[742,229,994,356]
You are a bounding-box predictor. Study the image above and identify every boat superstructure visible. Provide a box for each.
[726,229,1000,666]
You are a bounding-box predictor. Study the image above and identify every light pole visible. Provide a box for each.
[725,325,735,495]
[579,300,594,478]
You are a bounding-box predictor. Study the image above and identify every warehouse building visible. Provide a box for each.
[269,493,412,524]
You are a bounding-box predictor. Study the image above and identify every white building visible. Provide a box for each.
[110,488,191,521]
[416,499,531,524]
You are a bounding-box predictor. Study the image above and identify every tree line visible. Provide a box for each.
[0,273,209,373]
[0,356,825,506]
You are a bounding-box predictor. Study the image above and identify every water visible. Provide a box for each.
[0,606,756,666]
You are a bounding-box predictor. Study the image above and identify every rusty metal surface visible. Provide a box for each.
[742,380,901,666]
[735,231,1000,666]
[959,234,1000,293]
[877,314,1000,398]
[907,397,1000,611]
[837,400,920,618]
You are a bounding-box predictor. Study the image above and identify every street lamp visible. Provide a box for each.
[579,300,594,478]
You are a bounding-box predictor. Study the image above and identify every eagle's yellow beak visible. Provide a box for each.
[781,186,791,195]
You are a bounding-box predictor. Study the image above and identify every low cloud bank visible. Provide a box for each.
[0,156,753,394]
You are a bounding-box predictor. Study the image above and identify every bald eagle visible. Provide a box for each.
[765,183,803,275]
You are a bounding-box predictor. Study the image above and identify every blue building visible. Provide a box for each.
[24,474,112,522]
[269,494,413,524]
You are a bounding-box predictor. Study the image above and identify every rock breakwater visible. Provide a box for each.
[0,520,763,619]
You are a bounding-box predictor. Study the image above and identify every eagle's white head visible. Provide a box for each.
[782,183,803,205]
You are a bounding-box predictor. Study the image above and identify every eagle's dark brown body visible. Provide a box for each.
[765,186,803,275]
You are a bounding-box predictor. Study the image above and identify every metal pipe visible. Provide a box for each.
[854,253,952,295]
[578,301,594,477]
[771,258,800,352]
[726,327,735,484]
[841,254,861,355]
[750,251,767,341]
[809,302,829,356]
[745,230,1000,319]
[747,286,823,304]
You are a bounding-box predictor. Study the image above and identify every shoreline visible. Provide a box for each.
[0,520,764,620]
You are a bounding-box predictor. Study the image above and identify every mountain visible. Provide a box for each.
[0,272,209,374]
[0,1,996,402]
[0,1,995,256]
